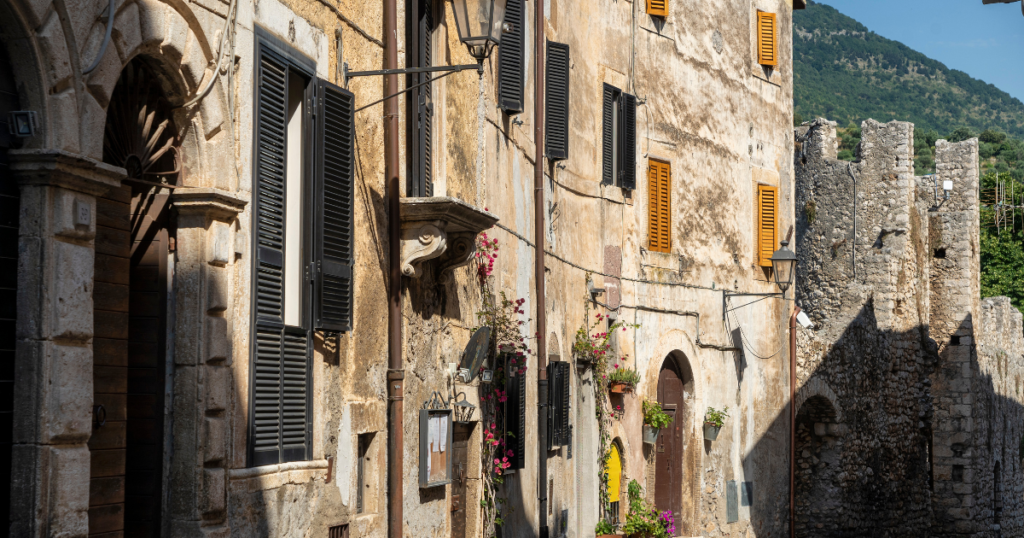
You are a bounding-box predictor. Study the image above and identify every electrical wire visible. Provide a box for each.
[180,0,237,109]
[82,0,115,75]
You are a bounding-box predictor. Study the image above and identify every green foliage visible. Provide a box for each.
[621,480,672,538]
[795,1,1024,140]
[804,200,817,224]
[608,364,641,387]
[705,407,729,427]
[595,520,617,535]
[979,173,1024,310]
[643,400,674,429]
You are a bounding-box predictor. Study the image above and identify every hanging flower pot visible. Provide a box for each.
[609,382,634,394]
[703,406,728,441]
[703,423,722,441]
[642,425,660,445]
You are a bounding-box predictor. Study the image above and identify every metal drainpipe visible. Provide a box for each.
[534,0,548,536]
[789,306,801,538]
[385,0,404,534]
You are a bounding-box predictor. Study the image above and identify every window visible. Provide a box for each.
[646,0,667,17]
[648,159,671,253]
[602,84,637,189]
[409,0,436,196]
[757,184,778,267]
[250,29,355,467]
[757,11,777,67]
[498,0,526,113]
[546,361,570,449]
[545,41,571,161]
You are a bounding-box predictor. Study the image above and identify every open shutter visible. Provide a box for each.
[497,0,525,113]
[621,93,637,190]
[757,12,777,67]
[601,85,615,185]
[411,0,434,197]
[757,184,778,267]
[646,0,668,17]
[252,44,289,467]
[313,79,355,332]
[505,358,527,470]
[545,41,570,161]
[648,160,671,253]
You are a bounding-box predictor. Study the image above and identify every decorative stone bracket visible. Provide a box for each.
[400,197,498,282]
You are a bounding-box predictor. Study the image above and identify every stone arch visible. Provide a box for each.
[794,378,844,538]
[0,0,49,150]
[795,376,843,423]
[641,330,704,430]
[649,350,699,537]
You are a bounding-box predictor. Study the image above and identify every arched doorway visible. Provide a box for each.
[89,58,178,537]
[0,35,21,538]
[793,395,841,538]
[655,354,694,537]
[605,440,624,524]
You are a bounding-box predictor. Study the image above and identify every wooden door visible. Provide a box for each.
[90,185,168,537]
[450,423,472,538]
[0,40,19,538]
[655,361,685,536]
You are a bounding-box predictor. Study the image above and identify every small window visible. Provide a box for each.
[646,0,667,17]
[757,11,777,67]
[648,159,671,253]
[757,184,778,267]
[602,84,637,189]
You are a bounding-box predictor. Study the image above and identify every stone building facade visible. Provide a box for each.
[0,0,805,537]
[793,118,1024,538]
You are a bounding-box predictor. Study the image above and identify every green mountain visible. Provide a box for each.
[793,1,1024,139]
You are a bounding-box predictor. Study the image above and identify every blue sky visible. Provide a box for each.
[813,0,1024,102]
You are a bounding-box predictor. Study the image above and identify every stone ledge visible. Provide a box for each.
[400,197,498,281]
[8,149,125,197]
[172,188,250,220]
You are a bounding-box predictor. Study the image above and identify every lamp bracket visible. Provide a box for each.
[722,291,785,320]
[344,62,484,79]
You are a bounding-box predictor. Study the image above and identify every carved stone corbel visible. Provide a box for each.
[399,197,498,280]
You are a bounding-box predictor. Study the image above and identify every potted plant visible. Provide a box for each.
[608,363,640,393]
[595,519,621,538]
[642,400,673,445]
[704,406,729,441]
[621,480,673,538]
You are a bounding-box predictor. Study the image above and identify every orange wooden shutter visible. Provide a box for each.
[647,0,668,17]
[757,12,777,67]
[757,184,778,267]
[648,160,671,253]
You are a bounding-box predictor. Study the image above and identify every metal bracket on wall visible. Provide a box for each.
[342,62,483,113]
[722,291,785,321]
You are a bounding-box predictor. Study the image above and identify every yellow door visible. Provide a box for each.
[607,444,622,503]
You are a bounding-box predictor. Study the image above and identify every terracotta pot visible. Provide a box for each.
[609,382,634,394]
[704,423,722,440]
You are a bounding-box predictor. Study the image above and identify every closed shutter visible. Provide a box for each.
[497,0,525,113]
[546,361,570,447]
[757,12,777,67]
[313,79,355,332]
[646,0,668,17]
[505,359,527,470]
[648,160,671,253]
[410,0,434,197]
[545,41,570,161]
[757,184,778,267]
[601,85,615,185]
[281,328,310,462]
[621,93,637,190]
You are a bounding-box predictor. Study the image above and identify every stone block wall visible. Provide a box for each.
[795,118,1024,538]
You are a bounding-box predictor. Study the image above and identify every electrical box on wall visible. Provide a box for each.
[419,409,453,488]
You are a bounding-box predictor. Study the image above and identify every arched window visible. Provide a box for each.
[606,441,623,524]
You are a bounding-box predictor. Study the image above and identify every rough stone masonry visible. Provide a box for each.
[793,118,1024,538]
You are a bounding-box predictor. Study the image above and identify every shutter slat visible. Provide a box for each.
[647,0,668,18]
[622,93,637,190]
[498,0,526,113]
[313,79,356,333]
[545,42,570,161]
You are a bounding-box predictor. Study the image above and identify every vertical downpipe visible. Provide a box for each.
[789,306,801,538]
[534,0,548,536]
[385,0,404,535]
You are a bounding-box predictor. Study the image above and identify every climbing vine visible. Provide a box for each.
[474,233,532,537]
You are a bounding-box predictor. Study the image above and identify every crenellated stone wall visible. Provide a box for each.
[795,118,1024,538]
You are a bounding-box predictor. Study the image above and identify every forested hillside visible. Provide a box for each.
[793,1,1024,138]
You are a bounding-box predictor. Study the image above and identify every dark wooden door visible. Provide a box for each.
[0,39,20,538]
[450,423,472,538]
[90,186,168,537]
[655,361,684,535]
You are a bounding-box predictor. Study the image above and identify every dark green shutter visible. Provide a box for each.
[547,362,570,448]
[312,79,355,333]
[601,84,615,185]
[504,354,527,470]
[410,0,433,197]
[252,43,288,467]
[545,41,570,161]
[621,93,637,190]
[498,0,525,113]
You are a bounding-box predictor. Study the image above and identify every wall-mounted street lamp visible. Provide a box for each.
[723,241,798,320]
[343,0,509,103]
